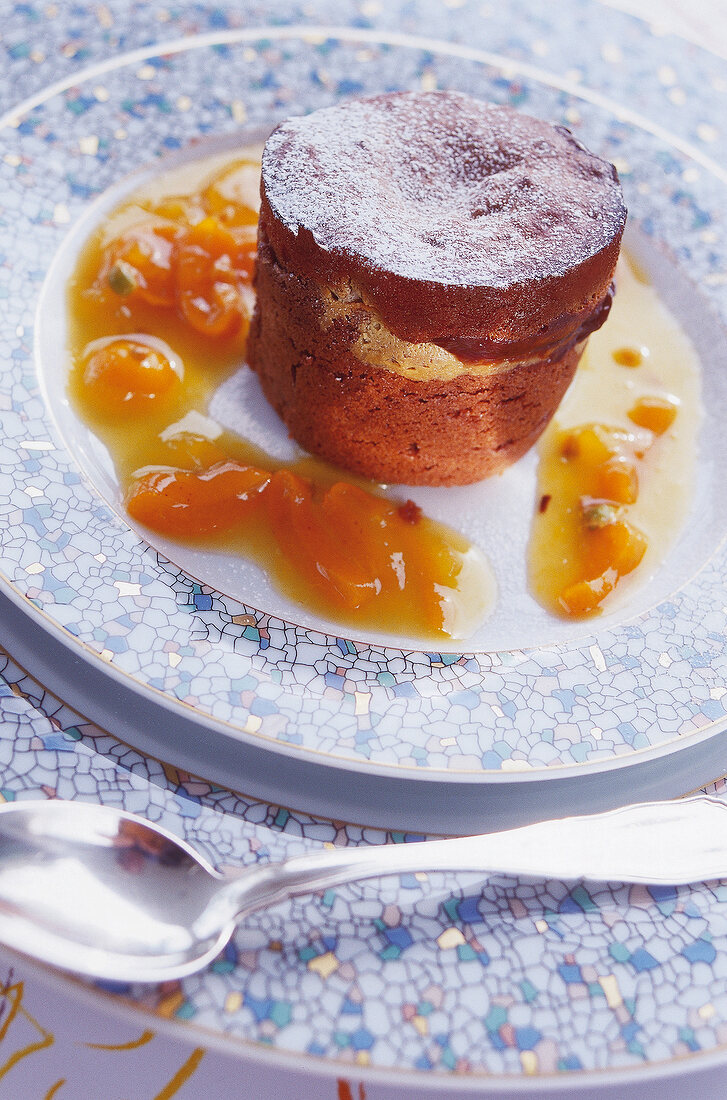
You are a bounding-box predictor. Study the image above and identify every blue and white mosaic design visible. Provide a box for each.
[2,0,727,1091]
[3,14,727,802]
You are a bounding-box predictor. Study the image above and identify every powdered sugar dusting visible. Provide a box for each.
[262,91,626,289]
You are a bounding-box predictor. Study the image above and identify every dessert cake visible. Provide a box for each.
[247,91,626,486]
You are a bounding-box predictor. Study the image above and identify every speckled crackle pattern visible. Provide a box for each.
[2,0,727,1088]
[4,642,727,1084]
[1,15,727,777]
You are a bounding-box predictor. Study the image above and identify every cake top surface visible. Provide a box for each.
[261,91,626,290]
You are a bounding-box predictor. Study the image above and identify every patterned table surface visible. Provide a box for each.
[2,0,727,1096]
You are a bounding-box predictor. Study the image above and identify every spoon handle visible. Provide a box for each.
[205,797,727,931]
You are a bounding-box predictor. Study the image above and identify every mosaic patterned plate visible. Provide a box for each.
[2,0,727,1094]
[3,3,727,834]
[3,2,727,838]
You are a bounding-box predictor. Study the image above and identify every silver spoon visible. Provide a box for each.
[0,795,725,984]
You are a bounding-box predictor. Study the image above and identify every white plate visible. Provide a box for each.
[5,2,727,1094]
[2,17,727,834]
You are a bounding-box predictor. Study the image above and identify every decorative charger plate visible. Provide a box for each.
[3,0,727,1094]
[2,5,727,835]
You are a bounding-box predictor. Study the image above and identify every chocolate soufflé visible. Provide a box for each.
[247,91,627,486]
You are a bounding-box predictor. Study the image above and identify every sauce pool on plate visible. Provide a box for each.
[66,148,495,642]
[529,256,701,618]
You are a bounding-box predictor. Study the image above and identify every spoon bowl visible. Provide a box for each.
[0,796,726,983]
[0,801,227,982]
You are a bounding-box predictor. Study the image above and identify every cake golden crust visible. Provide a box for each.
[247,91,626,485]
[250,232,583,485]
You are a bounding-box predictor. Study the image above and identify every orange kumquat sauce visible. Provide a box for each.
[528,255,698,620]
[67,153,700,636]
[67,152,493,640]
